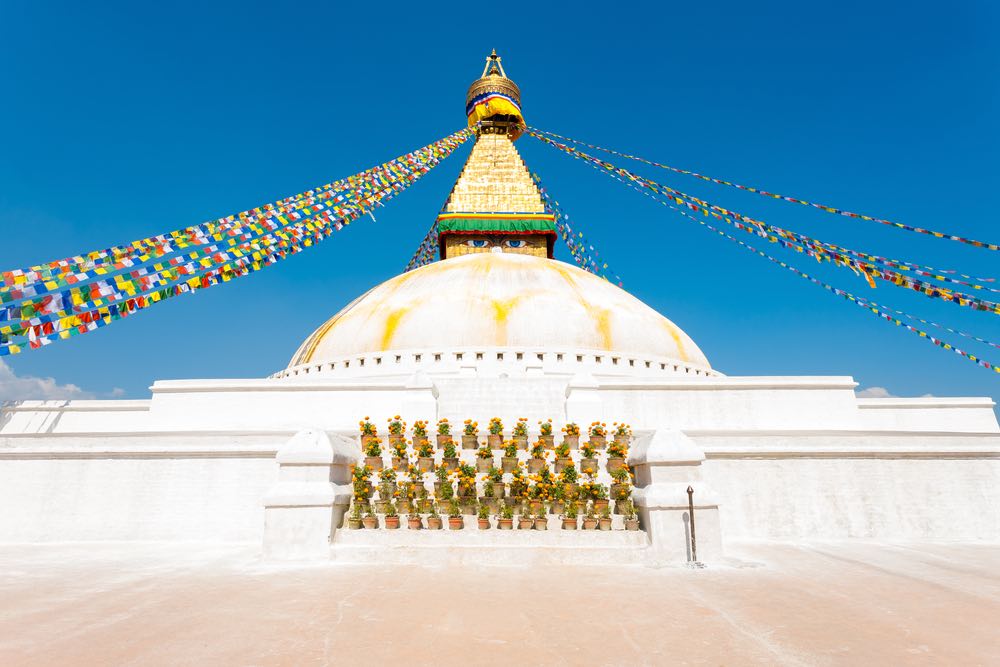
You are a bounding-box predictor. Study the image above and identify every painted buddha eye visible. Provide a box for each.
[465,239,490,248]
[503,239,526,248]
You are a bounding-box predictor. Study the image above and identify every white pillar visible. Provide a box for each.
[628,429,723,563]
[262,429,358,560]
[402,371,438,422]
[565,373,602,424]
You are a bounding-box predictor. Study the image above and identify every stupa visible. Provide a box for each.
[0,52,997,563]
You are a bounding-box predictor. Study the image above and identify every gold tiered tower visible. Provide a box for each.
[438,51,557,259]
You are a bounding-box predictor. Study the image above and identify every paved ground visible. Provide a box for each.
[0,542,997,666]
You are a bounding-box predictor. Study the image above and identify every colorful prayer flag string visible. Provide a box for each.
[528,126,1000,254]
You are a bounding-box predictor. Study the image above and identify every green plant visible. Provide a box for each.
[513,418,528,438]
[359,416,377,437]
[562,422,580,437]
[538,419,553,436]
[607,440,628,459]
[442,440,458,459]
[457,462,477,479]
[463,419,478,436]
[406,464,422,485]
[581,442,597,459]
[350,502,363,520]
[488,417,504,435]
[385,502,398,518]
[437,418,451,435]
[610,467,631,483]
[561,463,578,484]
[363,438,382,457]
[477,444,493,459]
[387,416,406,436]
[392,439,408,459]
[429,501,440,518]
[448,498,461,517]
[534,503,547,519]
[483,480,495,498]
[554,442,570,458]
[378,467,397,484]
[613,422,632,439]
[510,467,528,499]
[585,501,596,519]
[531,441,546,459]
[435,466,450,482]
[363,502,375,518]
[620,499,637,520]
[599,503,611,519]
[500,501,514,520]
[413,420,429,437]
[439,482,455,500]
[477,502,490,520]
[487,466,503,483]
[417,440,434,458]
[503,441,517,457]
[564,502,578,519]
[589,422,607,437]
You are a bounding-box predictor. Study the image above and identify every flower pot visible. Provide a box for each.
[589,436,607,450]
[389,434,405,447]
[427,516,443,530]
[501,456,518,473]
[478,518,491,530]
[361,435,378,447]
[412,435,429,449]
[487,434,503,448]
[391,457,407,472]
[385,516,401,530]
[550,501,564,516]
[418,456,434,472]
[407,516,423,530]
[498,518,514,530]
[417,499,433,513]
[528,458,546,473]
[579,458,598,476]
[562,434,580,449]
[374,499,391,514]
[539,435,554,449]
[462,434,478,450]
[554,457,572,473]
[441,457,459,471]
[594,499,610,513]
[362,516,378,529]
[491,484,505,499]
[610,483,630,500]
[517,517,533,530]
[625,518,640,531]
[348,518,362,530]
[461,500,477,515]
[476,457,493,472]
[606,457,625,473]
[513,436,528,450]
[436,434,451,447]
[561,517,577,530]
[598,517,612,531]
[448,516,464,530]
[364,456,383,471]
[582,518,598,530]
[397,501,413,515]
[479,497,499,512]
[563,483,578,498]
[533,517,548,530]
[458,483,476,498]
[613,436,631,448]
[529,500,543,515]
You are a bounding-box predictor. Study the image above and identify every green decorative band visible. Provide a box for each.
[436,214,556,234]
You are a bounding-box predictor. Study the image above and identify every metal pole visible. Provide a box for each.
[687,485,697,563]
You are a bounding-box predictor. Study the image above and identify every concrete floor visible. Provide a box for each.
[0,542,998,666]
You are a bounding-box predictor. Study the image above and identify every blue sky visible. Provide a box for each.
[1,0,998,406]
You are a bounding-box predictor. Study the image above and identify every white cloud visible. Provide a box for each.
[856,386,893,398]
[0,360,94,402]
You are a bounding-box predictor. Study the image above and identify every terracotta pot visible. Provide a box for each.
[458,483,476,498]
[598,518,612,531]
[589,436,607,449]
[476,457,493,472]
[550,502,564,516]
[478,518,491,530]
[391,457,407,472]
[533,517,548,530]
[427,516,443,530]
[625,518,640,531]
[562,434,580,449]
[579,458,598,476]
[412,436,429,449]
[613,436,631,448]
[528,458,546,473]
[539,435,554,449]
[583,518,598,530]
[385,516,401,530]
[374,499,391,514]
[389,434,405,446]
[562,518,577,530]
[436,434,451,447]
[418,457,434,472]
[563,483,578,497]
[348,518,362,530]
[397,501,413,515]
[487,434,503,448]
[361,435,378,447]
[491,483,505,499]
[554,457,572,473]
[407,516,422,530]
[529,500,543,515]
[448,516,464,530]
[594,499,610,513]
[606,457,625,473]
[479,497,499,512]
[517,517,533,530]
[364,456,383,471]
[513,436,528,450]
[441,457,459,471]
[462,434,478,450]
[498,518,514,530]
[362,516,378,529]
[417,499,433,513]
[501,456,518,472]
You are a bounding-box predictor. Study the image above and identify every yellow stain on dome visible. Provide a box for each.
[663,322,689,362]
[490,296,523,345]
[380,306,411,351]
[549,261,615,350]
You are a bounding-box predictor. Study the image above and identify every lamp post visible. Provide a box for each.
[687,485,698,563]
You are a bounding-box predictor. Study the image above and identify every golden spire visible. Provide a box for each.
[466,50,524,139]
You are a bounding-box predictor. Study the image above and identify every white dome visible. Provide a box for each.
[283,253,713,378]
